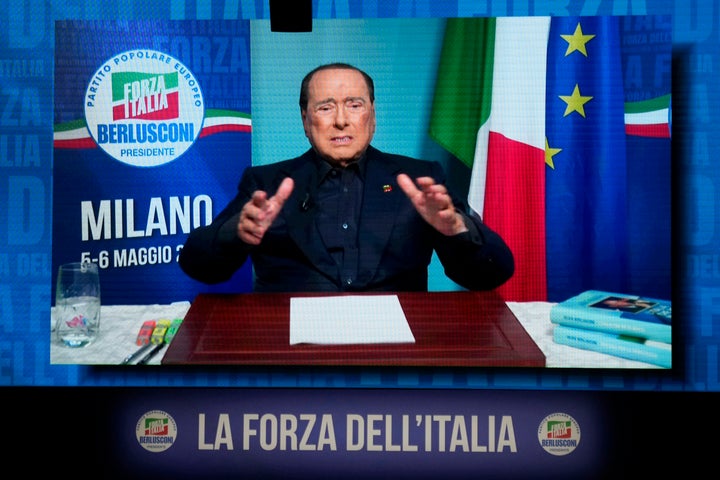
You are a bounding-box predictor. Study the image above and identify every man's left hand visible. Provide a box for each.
[396,173,468,236]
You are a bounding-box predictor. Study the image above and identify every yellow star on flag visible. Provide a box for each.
[559,84,593,117]
[561,22,595,57]
[545,138,562,169]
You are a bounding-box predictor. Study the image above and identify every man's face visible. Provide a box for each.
[301,68,376,166]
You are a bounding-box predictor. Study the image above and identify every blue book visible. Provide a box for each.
[550,290,671,343]
[553,325,671,368]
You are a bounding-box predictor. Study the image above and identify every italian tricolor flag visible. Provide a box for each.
[430,17,550,301]
[624,95,671,138]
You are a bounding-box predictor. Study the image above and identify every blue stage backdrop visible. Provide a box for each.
[5,0,720,477]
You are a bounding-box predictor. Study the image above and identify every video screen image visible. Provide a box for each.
[50,16,671,370]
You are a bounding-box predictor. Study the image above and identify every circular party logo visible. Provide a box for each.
[537,412,581,456]
[135,410,178,452]
[84,49,204,167]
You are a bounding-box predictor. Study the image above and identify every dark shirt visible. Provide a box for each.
[315,158,364,288]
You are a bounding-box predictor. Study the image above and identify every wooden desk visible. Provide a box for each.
[161,291,546,367]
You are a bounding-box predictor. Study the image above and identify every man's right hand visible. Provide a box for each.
[237,177,295,245]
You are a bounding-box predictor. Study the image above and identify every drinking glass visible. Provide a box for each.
[54,262,101,347]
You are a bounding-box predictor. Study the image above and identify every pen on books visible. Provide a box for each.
[121,343,153,365]
[137,343,164,365]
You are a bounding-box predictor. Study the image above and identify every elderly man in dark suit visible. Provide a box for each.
[179,63,514,292]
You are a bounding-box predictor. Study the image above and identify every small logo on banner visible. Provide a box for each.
[84,49,204,167]
[537,412,581,456]
[135,410,177,452]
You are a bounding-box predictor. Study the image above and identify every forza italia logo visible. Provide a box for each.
[136,410,178,452]
[537,412,580,456]
[84,49,204,167]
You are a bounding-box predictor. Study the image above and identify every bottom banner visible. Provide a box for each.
[8,387,718,479]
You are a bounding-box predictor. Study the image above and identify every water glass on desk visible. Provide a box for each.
[54,262,101,348]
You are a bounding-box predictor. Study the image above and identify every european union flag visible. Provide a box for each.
[545,16,671,301]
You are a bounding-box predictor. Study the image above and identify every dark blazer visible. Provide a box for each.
[179,146,514,292]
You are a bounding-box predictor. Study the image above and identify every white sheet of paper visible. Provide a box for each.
[289,295,415,345]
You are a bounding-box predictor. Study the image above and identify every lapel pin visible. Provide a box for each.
[383,184,392,192]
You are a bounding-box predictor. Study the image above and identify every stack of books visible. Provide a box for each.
[550,290,671,368]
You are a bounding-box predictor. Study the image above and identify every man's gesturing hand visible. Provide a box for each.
[237,177,295,245]
[396,173,468,236]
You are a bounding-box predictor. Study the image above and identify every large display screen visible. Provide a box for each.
[2,0,718,477]
[46,15,673,371]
